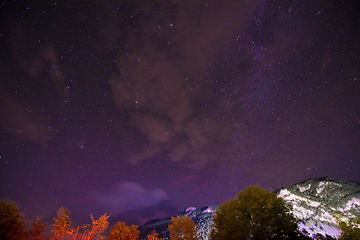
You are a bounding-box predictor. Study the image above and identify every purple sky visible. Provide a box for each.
[1,0,359,231]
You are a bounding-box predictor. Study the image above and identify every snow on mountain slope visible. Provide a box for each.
[139,177,360,240]
[138,206,216,240]
[276,177,360,239]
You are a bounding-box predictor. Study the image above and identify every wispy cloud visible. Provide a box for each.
[91,182,169,215]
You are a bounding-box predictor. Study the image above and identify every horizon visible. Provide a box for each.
[8,175,360,233]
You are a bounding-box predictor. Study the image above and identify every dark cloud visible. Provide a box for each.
[0,94,52,145]
[109,1,262,168]
[2,12,68,99]
[0,13,68,145]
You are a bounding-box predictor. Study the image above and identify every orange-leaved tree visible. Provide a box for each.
[82,213,110,240]
[168,215,198,240]
[107,222,139,240]
[51,207,72,240]
[0,201,26,240]
[28,217,47,240]
[147,230,162,240]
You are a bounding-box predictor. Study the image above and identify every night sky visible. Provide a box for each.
[1,0,359,230]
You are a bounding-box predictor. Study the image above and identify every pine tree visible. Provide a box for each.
[28,217,47,240]
[51,207,72,240]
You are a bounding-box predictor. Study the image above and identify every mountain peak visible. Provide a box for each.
[279,177,360,207]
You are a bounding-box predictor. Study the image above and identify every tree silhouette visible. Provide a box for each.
[0,201,26,240]
[168,215,198,240]
[210,185,300,240]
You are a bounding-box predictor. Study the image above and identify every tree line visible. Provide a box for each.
[1,186,359,240]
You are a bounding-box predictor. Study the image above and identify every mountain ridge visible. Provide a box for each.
[138,177,360,239]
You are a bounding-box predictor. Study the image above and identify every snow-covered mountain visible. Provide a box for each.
[138,177,360,239]
[276,177,360,239]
